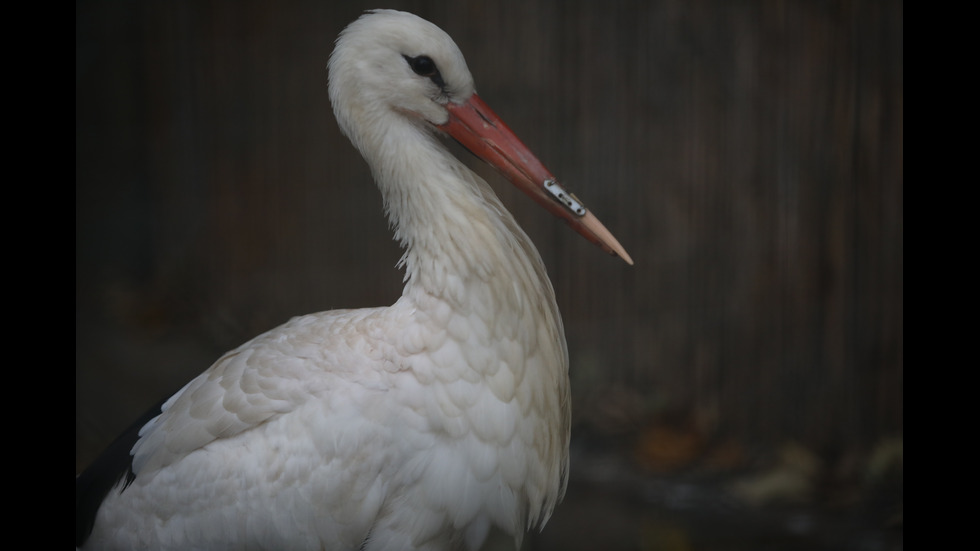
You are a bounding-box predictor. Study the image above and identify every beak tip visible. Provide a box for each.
[581,210,633,266]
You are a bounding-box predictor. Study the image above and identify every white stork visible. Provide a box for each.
[76,9,632,551]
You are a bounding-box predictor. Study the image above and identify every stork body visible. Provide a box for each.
[77,10,629,551]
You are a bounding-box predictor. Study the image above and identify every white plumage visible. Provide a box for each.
[76,9,630,551]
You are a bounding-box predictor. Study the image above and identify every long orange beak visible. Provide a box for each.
[440,94,633,265]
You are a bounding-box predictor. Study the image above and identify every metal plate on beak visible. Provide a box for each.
[544,180,587,217]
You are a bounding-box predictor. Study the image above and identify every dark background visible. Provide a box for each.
[76,1,903,549]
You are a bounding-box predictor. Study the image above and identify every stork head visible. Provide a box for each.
[328,9,473,137]
[327,9,633,264]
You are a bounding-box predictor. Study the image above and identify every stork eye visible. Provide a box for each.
[403,55,446,89]
[405,55,435,76]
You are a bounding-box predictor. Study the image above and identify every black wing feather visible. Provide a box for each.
[75,397,167,547]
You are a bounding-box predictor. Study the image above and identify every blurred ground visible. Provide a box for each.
[520,434,902,550]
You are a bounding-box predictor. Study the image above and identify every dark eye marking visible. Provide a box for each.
[403,55,447,90]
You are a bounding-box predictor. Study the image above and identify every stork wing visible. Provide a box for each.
[129,308,389,476]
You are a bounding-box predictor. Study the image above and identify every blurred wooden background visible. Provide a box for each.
[76,0,902,483]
